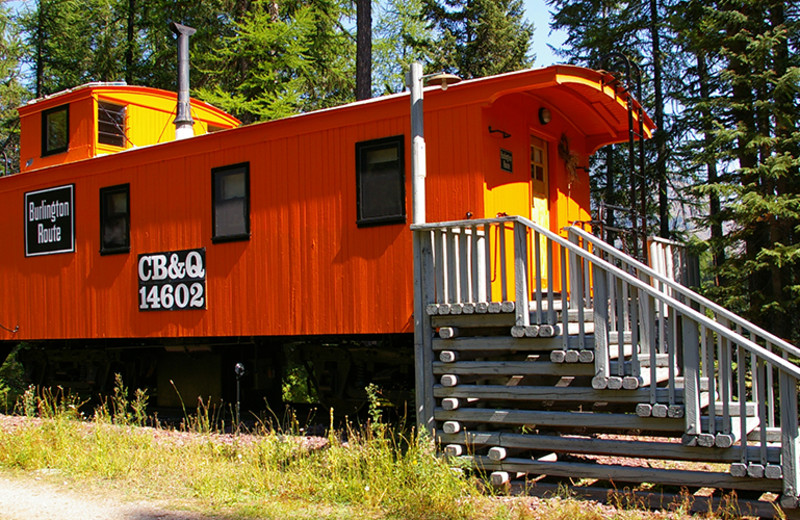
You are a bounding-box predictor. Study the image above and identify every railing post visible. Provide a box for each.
[514,221,530,327]
[681,314,701,436]
[591,263,610,389]
[780,371,800,509]
[413,228,436,432]
[567,232,579,310]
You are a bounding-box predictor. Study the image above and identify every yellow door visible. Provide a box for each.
[530,135,549,289]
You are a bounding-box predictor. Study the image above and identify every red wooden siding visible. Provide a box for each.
[0,66,652,343]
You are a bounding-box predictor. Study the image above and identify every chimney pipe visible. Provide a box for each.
[170,22,196,140]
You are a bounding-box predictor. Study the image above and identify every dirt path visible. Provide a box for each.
[0,471,216,520]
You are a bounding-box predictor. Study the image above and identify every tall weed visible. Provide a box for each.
[94,374,149,426]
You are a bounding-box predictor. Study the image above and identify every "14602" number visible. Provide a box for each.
[138,282,204,310]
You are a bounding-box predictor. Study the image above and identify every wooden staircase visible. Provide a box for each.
[411,216,800,516]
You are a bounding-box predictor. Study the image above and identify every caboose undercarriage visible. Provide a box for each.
[1,334,413,418]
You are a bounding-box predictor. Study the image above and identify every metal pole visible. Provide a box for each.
[234,362,245,432]
[409,62,426,225]
[170,22,196,140]
[408,61,430,431]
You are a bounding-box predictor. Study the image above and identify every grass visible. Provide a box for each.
[0,381,749,520]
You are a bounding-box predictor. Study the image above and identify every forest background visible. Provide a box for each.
[0,0,797,346]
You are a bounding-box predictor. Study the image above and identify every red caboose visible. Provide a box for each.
[0,66,651,410]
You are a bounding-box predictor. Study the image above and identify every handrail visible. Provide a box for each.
[413,215,800,380]
[568,225,800,360]
[415,215,800,500]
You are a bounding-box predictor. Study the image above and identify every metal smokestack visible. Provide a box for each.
[170,22,196,140]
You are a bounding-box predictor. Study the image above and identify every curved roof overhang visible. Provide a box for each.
[425,65,655,154]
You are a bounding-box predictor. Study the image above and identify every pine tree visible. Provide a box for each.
[422,0,533,79]
[127,0,232,91]
[373,0,435,95]
[549,0,654,244]
[704,0,800,340]
[0,1,27,175]
[193,0,354,123]
[648,0,800,340]
[20,0,144,95]
[548,0,692,247]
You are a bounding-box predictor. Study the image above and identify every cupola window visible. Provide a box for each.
[41,104,69,156]
[98,101,126,147]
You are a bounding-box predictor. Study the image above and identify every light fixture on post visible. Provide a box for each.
[407,62,462,225]
[407,62,461,433]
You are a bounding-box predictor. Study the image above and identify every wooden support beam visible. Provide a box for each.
[467,456,783,493]
[413,230,436,432]
[438,327,459,339]
[780,372,800,509]
[439,351,458,363]
[441,397,460,410]
[433,384,691,404]
[444,444,463,457]
[435,408,685,432]
[437,431,782,463]
[432,360,595,377]
[433,336,587,352]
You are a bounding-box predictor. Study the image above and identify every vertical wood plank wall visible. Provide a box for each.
[0,67,635,344]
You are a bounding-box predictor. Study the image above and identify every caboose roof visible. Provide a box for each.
[13,65,651,175]
[229,64,654,154]
[18,82,238,124]
[455,64,656,151]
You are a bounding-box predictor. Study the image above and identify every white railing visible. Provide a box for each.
[412,215,800,506]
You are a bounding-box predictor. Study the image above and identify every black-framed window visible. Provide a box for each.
[356,135,405,227]
[42,104,69,156]
[212,162,250,242]
[100,184,130,255]
[98,101,126,147]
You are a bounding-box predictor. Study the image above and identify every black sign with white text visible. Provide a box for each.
[25,184,75,257]
[500,149,513,173]
[138,248,206,311]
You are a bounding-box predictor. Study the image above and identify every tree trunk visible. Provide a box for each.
[125,0,135,84]
[649,0,668,238]
[356,0,372,100]
[726,5,765,324]
[697,53,724,282]
[36,1,44,97]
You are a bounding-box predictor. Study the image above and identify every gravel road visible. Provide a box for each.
[0,472,214,520]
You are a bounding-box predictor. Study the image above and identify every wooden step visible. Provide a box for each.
[433,357,665,382]
[430,306,597,329]
[432,336,586,353]
[432,313,515,329]
[437,408,745,435]
[432,360,595,378]
[438,431,782,464]
[433,384,691,404]
[435,408,685,433]
[471,456,782,493]
[527,297,565,312]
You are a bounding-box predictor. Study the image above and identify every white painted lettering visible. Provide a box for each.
[138,256,152,281]
[152,255,168,281]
